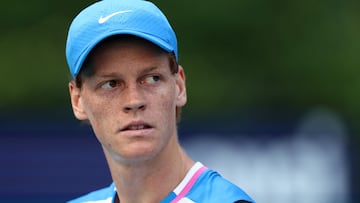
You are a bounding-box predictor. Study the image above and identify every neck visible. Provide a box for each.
[103,136,194,203]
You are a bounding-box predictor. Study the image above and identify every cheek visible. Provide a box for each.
[84,102,117,146]
[155,89,178,119]
[81,94,115,130]
[82,95,103,118]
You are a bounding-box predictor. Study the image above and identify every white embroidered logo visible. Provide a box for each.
[98,10,133,24]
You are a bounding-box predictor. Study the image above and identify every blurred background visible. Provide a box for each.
[0,0,359,202]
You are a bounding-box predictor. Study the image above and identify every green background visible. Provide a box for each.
[0,0,360,199]
[1,0,359,135]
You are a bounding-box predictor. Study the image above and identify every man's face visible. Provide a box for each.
[69,38,187,163]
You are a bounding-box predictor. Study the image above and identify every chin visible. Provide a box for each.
[108,144,159,165]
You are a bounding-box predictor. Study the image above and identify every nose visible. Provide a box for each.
[122,85,146,113]
[124,103,146,113]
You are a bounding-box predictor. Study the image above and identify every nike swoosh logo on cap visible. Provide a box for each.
[98,10,133,24]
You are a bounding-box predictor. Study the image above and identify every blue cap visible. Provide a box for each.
[66,0,178,78]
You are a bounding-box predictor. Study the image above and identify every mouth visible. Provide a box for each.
[121,122,152,132]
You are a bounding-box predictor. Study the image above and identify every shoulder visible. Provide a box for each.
[189,169,254,203]
[67,183,116,203]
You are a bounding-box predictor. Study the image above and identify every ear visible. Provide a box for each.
[69,82,88,120]
[175,65,187,107]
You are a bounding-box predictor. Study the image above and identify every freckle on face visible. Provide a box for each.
[79,36,182,163]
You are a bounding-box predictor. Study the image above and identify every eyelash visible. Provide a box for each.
[100,80,119,89]
[99,75,162,90]
[141,75,161,85]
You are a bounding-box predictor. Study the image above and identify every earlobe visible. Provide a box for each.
[69,82,88,120]
[176,65,187,107]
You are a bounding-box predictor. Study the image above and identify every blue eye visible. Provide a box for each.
[101,80,118,89]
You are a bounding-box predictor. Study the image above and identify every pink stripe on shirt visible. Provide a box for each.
[171,166,207,203]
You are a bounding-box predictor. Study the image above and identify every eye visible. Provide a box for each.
[142,75,161,85]
[100,80,119,89]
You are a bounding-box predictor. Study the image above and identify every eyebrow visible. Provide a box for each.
[138,66,158,76]
[93,66,159,79]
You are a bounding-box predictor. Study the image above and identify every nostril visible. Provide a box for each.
[123,103,146,112]
[138,104,145,111]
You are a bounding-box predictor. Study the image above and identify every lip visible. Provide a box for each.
[119,120,154,136]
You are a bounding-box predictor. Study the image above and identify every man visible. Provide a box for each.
[65,0,254,202]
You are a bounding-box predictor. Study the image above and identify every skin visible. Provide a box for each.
[69,38,194,203]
